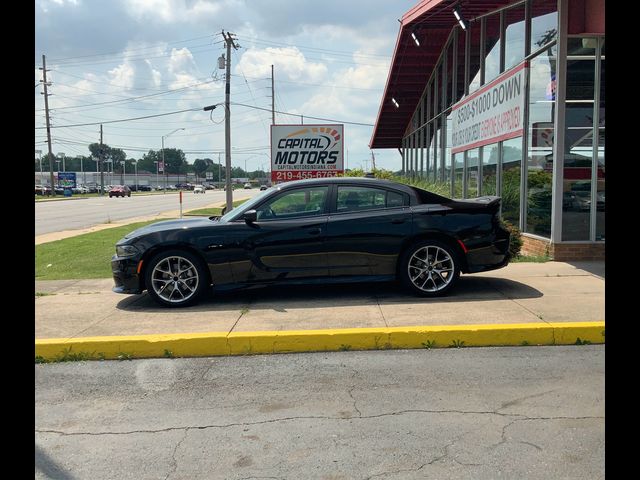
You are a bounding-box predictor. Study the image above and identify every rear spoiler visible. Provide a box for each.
[448,196,501,211]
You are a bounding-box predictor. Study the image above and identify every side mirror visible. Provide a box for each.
[243,209,257,223]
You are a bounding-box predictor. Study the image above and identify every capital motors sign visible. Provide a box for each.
[271,124,344,182]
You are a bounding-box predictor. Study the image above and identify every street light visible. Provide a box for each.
[153,161,159,190]
[133,160,138,191]
[162,128,185,193]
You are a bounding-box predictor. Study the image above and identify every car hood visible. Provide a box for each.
[121,217,217,242]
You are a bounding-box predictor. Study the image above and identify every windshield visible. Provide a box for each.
[218,186,277,222]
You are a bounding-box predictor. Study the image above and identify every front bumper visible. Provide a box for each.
[111,255,143,294]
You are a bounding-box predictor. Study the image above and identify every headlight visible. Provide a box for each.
[116,245,139,257]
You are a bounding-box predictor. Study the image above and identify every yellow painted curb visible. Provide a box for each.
[35,321,605,361]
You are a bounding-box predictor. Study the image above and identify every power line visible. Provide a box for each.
[37,79,216,112]
[47,34,219,62]
[231,102,374,127]
[35,107,202,128]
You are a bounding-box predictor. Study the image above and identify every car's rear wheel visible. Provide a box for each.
[145,250,208,307]
[399,240,460,297]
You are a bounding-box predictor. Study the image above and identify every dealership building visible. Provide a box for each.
[371,0,604,260]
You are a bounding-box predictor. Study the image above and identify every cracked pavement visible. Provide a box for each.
[35,346,604,479]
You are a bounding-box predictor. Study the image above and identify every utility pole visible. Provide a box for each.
[40,55,56,196]
[222,30,239,212]
[99,124,105,196]
[218,152,221,188]
[371,151,376,172]
[271,64,275,125]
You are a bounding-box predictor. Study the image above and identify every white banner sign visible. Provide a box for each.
[451,62,527,154]
[271,124,344,183]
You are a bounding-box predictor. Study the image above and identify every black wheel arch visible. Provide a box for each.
[138,243,211,292]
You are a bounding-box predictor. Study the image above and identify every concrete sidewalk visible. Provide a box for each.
[35,261,605,359]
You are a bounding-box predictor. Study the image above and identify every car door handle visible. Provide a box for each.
[391,218,406,224]
[307,227,322,235]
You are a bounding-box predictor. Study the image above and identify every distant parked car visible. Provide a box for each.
[244,183,252,189]
[109,185,131,198]
[35,185,51,196]
[193,185,205,194]
[260,185,268,191]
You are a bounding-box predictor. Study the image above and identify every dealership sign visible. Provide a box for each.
[270,124,344,182]
[451,62,527,154]
[58,172,76,188]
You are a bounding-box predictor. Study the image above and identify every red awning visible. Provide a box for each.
[370,0,514,149]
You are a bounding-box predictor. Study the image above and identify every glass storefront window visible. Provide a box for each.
[596,52,604,241]
[504,3,526,71]
[469,22,482,93]
[456,28,466,102]
[525,50,555,237]
[502,138,522,227]
[566,59,595,100]
[595,128,604,241]
[433,118,440,181]
[484,13,501,82]
[466,148,479,198]
[444,115,452,189]
[531,0,557,54]
[568,37,597,56]
[445,40,454,107]
[427,120,434,179]
[454,153,463,198]
[483,142,499,196]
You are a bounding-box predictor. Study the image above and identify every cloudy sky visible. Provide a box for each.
[35,0,418,173]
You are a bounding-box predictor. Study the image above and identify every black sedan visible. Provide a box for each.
[112,178,510,307]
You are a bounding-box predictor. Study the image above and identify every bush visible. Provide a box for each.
[501,220,523,258]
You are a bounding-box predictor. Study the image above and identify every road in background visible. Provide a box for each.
[35,189,260,235]
[36,346,604,480]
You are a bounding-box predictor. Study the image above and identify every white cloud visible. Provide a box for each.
[237,47,327,83]
[124,0,221,23]
[108,63,136,90]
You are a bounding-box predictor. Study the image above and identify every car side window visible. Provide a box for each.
[336,186,407,212]
[256,186,329,220]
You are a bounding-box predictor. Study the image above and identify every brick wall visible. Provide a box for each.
[522,235,605,261]
[551,242,605,261]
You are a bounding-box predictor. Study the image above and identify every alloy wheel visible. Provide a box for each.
[150,255,200,304]
[407,245,455,292]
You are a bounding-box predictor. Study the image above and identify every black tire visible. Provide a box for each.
[398,239,461,297]
[128,193,131,197]
[144,249,209,307]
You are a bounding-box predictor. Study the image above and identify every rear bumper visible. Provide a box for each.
[111,256,143,294]
[464,227,510,274]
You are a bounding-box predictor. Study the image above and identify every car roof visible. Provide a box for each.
[274,176,416,195]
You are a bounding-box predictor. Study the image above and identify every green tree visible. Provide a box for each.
[193,158,213,179]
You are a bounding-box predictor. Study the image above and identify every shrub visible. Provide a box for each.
[501,220,523,258]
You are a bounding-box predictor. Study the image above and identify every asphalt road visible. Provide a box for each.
[35,189,260,235]
[35,346,604,480]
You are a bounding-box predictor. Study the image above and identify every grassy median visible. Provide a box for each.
[184,198,248,216]
[36,220,161,280]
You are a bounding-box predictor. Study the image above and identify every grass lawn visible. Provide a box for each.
[185,198,249,216]
[35,220,161,280]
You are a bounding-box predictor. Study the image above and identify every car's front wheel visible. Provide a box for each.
[399,240,460,297]
[144,250,208,307]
